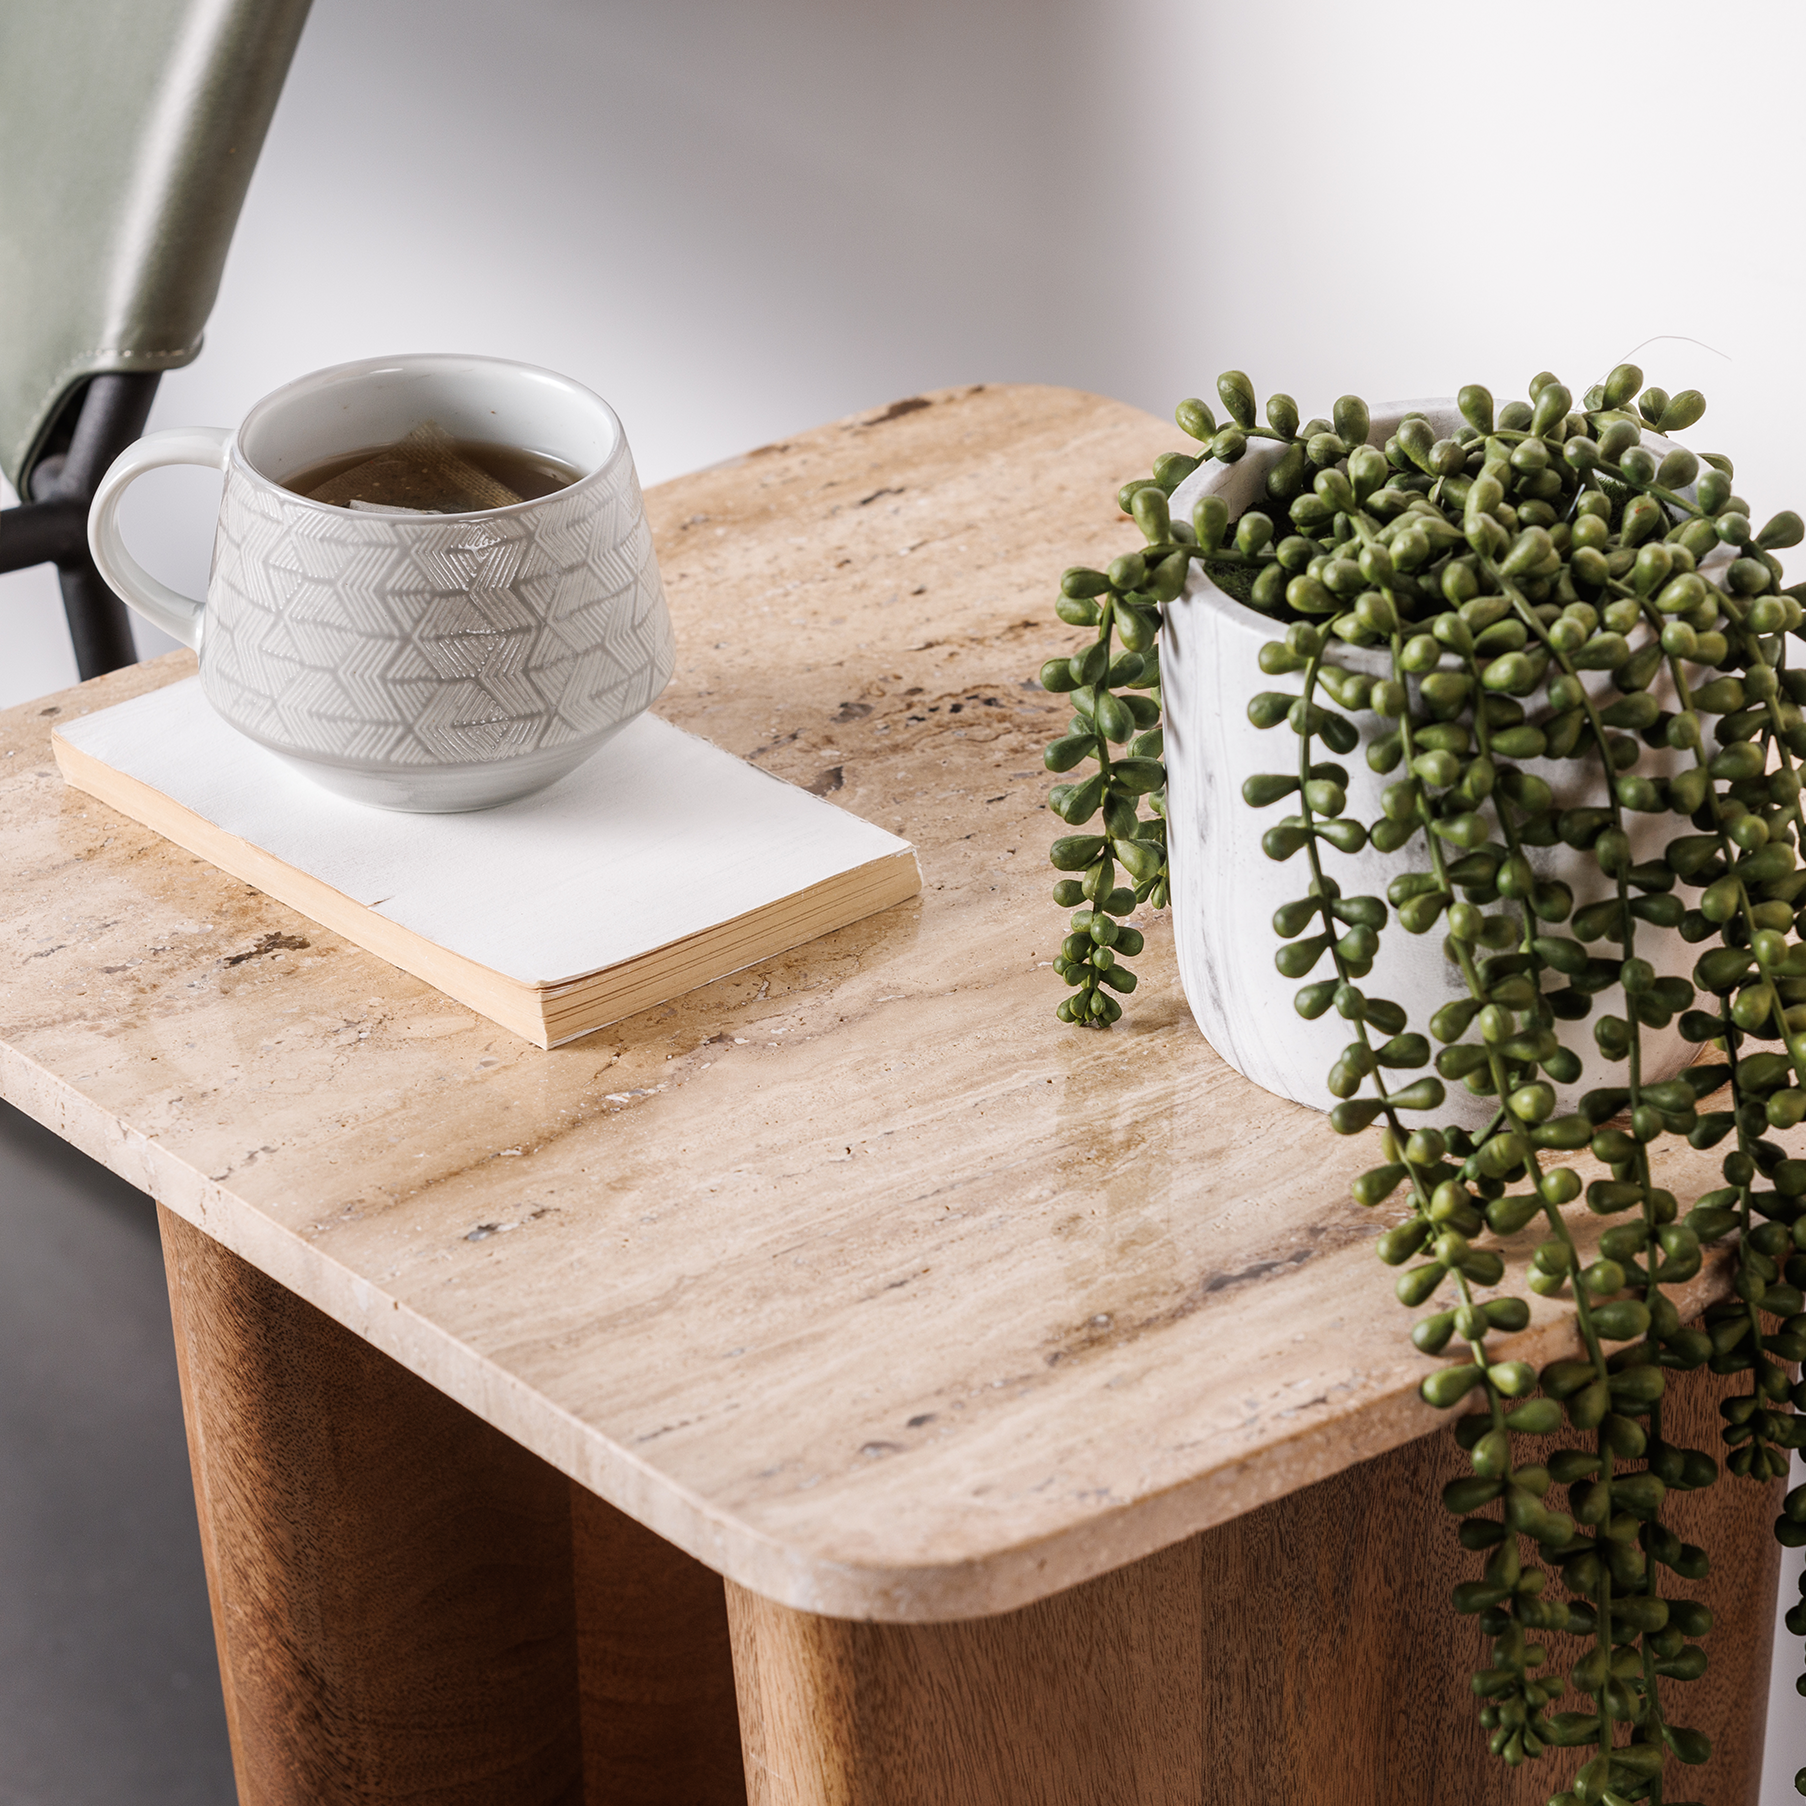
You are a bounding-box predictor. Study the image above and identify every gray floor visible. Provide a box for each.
[0,1100,235,1806]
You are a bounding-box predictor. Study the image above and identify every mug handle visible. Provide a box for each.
[87,426,233,651]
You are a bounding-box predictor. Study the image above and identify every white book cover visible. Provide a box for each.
[54,677,919,1043]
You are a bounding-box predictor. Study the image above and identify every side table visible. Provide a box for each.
[0,384,1785,1804]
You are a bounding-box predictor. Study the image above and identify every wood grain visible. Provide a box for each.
[726,1539,1203,1806]
[1186,1357,1782,1806]
[0,381,1790,1618]
[161,1205,584,1805]
[1642,1354,1787,1804]
[725,1361,1780,1806]
[572,1484,746,1804]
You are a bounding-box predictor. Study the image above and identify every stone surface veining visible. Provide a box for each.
[0,384,1751,1621]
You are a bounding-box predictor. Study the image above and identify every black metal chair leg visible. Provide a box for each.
[3,372,164,681]
[55,556,139,679]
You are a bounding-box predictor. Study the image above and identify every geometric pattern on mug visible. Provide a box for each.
[200,459,675,767]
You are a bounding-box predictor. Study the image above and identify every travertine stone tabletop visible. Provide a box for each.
[0,384,1744,1621]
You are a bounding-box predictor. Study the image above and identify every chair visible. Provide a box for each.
[0,0,313,679]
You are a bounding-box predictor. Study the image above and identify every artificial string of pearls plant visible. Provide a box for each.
[1040,364,1806,1805]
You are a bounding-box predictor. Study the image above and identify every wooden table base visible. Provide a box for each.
[161,1208,738,1806]
[726,1360,1782,1806]
[160,1209,1782,1806]
[571,1484,745,1804]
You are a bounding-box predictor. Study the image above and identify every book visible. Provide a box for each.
[52,677,920,1047]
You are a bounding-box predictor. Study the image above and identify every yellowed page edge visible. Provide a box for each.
[541,850,922,1043]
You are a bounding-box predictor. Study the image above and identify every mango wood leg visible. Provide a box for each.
[724,1362,1782,1806]
[727,1541,1203,1806]
[571,1485,746,1803]
[160,1206,584,1806]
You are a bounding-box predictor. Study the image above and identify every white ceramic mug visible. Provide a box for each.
[88,353,675,812]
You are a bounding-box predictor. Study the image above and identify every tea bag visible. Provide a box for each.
[307,420,523,514]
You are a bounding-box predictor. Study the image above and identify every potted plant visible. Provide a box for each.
[1038,364,1806,1804]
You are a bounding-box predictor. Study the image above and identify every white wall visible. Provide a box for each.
[3,0,1801,1787]
[14,0,1806,688]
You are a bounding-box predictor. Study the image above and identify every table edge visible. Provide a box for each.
[1,1036,1740,1621]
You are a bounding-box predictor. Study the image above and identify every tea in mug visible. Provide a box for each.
[285,420,581,514]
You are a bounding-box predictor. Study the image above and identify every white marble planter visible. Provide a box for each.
[1160,402,1697,1123]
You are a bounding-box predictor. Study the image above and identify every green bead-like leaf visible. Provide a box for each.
[1215,371,1256,429]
